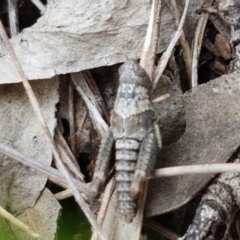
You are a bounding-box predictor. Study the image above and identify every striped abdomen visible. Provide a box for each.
[115,138,140,222]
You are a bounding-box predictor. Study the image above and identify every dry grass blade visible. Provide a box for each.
[0,205,41,239]
[7,0,18,36]
[0,21,106,240]
[69,80,77,157]
[30,0,46,14]
[55,126,84,181]
[0,141,88,194]
[91,178,115,240]
[191,0,214,87]
[140,0,161,79]
[166,0,192,84]
[153,0,190,89]
[152,163,240,178]
[72,72,109,137]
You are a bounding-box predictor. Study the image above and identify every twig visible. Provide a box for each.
[0,205,41,238]
[0,20,106,240]
[69,80,77,158]
[72,72,109,137]
[7,0,19,37]
[91,178,115,240]
[166,0,192,84]
[144,219,180,240]
[153,0,190,89]
[84,71,110,124]
[30,0,46,14]
[140,0,162,80]
[152,163,240,178]
[54,189,73,200]
[55,126,84,181]
[191,0,214,87]
[0,141,87,194]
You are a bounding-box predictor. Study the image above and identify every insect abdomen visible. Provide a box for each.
[115,138,140,222]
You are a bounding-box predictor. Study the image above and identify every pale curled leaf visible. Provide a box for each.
[0,0,203,84]
[146,71,240,217]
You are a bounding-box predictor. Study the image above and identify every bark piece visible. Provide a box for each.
[146,71,240,217]
[0,0,203,84]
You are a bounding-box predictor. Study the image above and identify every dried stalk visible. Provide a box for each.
[7,0,19,36]
[166,0,192,84]
[140,0,162,80]
[69,80,77,158]
[0,205,41,238]
[153,0,190,89]
[72,72,109,137]
[191,0,213,87]
[30,0,46,14]
[91,178,115,240]
[0,141,88,194]
[152,162,240,178]
[55,126,84,181]
[0,20,106,240]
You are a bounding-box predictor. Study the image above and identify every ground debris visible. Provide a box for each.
[180,158,240,240]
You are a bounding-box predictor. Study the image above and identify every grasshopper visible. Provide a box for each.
[89,59,160,223]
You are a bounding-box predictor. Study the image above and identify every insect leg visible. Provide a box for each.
[89,130,114,198]
[130,130,158,196]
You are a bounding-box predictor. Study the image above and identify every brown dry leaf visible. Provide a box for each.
[146,71,240,217]
[0,0,203,84]
[0,78,60,238]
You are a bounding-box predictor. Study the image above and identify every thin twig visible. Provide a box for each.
[0,205,41,238]
[0,20,106,240]
[30,0,46,14]
[69,80,77,158]
[54,189,73,200]
[152,163,240,178]
[191,0,214,87]
[153,0,190,89]
[55,126,84,181]
[167,0,192,84]
[91,178,116,240]
[72,72,109,137]
[84,71,110,124]
[140,0,162,80]
[7,0,19,37]
[0,141,87,194]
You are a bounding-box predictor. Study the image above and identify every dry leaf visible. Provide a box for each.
[0,0,203,84]
[0,78,60,238]
[146,71,240,217]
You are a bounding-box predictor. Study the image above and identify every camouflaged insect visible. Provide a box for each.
[89,59,160,223]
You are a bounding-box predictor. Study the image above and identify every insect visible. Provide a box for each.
[89,59,160,223]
